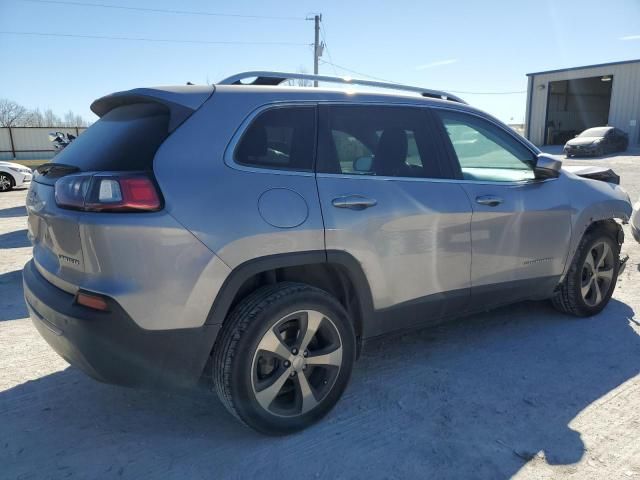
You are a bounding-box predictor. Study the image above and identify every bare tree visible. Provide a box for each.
[43,109,62,127]
[0,98,30,127]
[62,110,88,128]
[284,66,313,87]
[24,108,45,127]
[0,99,88,127]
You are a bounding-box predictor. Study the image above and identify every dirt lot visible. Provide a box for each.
[1,149,640,479]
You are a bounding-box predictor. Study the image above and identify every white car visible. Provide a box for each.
[632,200,640,243]
[0,161,33,192]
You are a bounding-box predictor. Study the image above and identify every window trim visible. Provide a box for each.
[224,101,318,177]
[223,100,555,186]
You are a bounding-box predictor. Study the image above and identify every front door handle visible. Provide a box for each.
[475,195,503,207]
[332,195,377,210]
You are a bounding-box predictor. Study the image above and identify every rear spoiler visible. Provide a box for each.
[90,85,215,132]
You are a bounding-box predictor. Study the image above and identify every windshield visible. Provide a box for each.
[579,127,611,138]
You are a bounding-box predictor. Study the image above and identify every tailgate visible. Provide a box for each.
[26,180,84,293]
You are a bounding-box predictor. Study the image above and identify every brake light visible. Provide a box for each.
[55,173,161,212]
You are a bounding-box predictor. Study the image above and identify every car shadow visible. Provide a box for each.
[0,206,27,218]
[1,298,638,478]
[0,229,30,249]
[0,269,28,321]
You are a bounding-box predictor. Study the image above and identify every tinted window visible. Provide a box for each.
[436,110,536,182]
[235,106,316,171]
[50,103,169,172]
[318,105,444,178]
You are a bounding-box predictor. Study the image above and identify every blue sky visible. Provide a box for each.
[1,0,639,124]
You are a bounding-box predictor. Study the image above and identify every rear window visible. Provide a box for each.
[234,106,316,171]
[50,103,170,171]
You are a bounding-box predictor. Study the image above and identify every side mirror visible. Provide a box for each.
[353,156,373,172]
[534,153,562,179]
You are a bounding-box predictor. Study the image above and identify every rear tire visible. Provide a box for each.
[552,228,620,316]
[213,282,356,435]
[0,173,13,192]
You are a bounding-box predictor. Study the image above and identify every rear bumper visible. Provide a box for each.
[22,259,220,388]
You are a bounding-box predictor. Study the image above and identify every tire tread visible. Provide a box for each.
[212,282,336,429]
[552,227,619,316]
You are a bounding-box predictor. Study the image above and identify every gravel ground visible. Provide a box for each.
[1,149,639,479]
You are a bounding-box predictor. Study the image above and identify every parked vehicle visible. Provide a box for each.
[23,72,632,435]
[0,161,32,192]
[632,200,640,243]
[564,126,629,157]
[48,131,76,153]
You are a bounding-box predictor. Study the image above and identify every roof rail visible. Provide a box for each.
[218,71,467,104]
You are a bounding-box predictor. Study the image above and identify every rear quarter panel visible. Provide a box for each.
[154,93,325,270]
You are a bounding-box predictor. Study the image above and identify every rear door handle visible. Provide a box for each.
[475,195,503,207]
[332,195,377,210]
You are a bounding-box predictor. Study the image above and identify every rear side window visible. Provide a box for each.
[317,105,445,178]
[235,106,316,171]
[51,103,169,171]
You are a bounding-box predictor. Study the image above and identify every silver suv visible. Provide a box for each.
[23,72,632,435]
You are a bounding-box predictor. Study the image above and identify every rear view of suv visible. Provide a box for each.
[23,72,632,435]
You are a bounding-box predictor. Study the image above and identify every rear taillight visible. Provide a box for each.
[55,173,161,212]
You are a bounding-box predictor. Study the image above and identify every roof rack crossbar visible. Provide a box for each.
[218,71,467,104]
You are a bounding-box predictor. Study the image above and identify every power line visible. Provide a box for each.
[0,30,309,46]
[319,60,398,83]
[319,25,338,76]
[319,59,526,95]
[21,0,306,21]
[448,89,526,95]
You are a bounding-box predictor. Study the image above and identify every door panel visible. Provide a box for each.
[460,181,571,302]
[319,177,472,307]
[316,105,472,337]
[433,108,572,307]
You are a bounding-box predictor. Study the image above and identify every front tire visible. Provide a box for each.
[0,173,13,192]
[552,228,620,316]
[213,282,356,435]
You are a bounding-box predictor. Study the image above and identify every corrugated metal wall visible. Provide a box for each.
[525,61,640,146]
[0,127,87,160]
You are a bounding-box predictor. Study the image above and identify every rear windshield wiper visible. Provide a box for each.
[35,163,80,178]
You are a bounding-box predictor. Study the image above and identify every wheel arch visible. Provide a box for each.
[560,217,624,284]
[206,250,374,350]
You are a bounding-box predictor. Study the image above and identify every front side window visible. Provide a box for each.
[436,110,536,182]
[235,106,316,171]
[318,105,444,178]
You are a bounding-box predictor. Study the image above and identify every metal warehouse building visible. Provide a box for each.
[525,59,640,146]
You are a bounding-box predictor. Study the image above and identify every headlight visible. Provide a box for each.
[592,139,603,145]
[8,166,31,174]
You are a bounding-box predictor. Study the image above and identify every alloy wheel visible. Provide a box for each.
[581,241,615,307]
[0,175,10,191]
[251,310,343,417]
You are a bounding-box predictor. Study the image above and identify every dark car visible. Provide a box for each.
[564,126,629,157]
